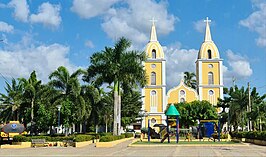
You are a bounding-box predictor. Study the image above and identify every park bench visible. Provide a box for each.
[31,139,49,147]
[63,140,74,147]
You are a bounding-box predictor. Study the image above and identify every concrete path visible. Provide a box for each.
[0,140,265,157]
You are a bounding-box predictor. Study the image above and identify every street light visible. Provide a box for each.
[56,105,62,133]
[143,111,150,142]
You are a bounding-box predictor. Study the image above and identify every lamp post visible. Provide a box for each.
[143,111,150,142]
[218,115,222,142]
[56,105,62,133]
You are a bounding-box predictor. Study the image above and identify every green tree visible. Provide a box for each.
[172,100,218,128]
[0,78,23,122]
[84,37,146,135]
[227,86,249,131]
[183,72,197,90]
[19,71,42,134]
[49,66,86,135]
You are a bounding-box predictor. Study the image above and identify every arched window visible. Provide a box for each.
[208,49,212,59]
[180,90,185,96]
[152,49,156,59]
[150,90,157,112]
[151,72,156,85]
[180,98,185,103]
[208,72,214,85]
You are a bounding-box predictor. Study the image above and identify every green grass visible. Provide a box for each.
[133,140,240,145]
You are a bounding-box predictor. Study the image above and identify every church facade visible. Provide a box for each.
[142,17,223,127]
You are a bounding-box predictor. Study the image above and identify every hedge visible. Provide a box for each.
[99,135,126,142]
[230,131,266,140]
[74,135,93,142]
[13,134,93,142]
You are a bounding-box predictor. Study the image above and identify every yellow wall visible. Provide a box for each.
[145,115,163,127]
[202,88,220,105]
[201,62,220,85]
[144,88,163,112]
[199,43,219,59]
[167,85,198,104]
[145,62,162,85]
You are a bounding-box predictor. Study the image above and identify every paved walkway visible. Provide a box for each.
[0,140,265,157]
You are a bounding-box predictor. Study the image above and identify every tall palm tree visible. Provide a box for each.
[227,86,248,131]
[49,66,86,134]
[19,71,42,134]
[183,72,197,90]
[83,37,146,135]
[0,78,23,122]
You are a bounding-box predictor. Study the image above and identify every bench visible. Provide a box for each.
[31,139,49,147]
[63,140,74,147]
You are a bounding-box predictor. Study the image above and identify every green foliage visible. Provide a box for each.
[230,131,266,140]
[14,134,94,142]
[99,135,126,142]
[13,135,30,142]
[183,72,197,90]
[74,135,93,142]
[171,100,218,127]
[123,133,134,138]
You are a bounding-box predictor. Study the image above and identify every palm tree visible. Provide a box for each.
[227,86,248,131]
[83,37,147,135]
[19,71,42,134]
[0,78,23,122]
[183,72,197,90]
[49,66,86,135]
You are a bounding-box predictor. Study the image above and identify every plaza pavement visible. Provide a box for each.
[0,139,265,157]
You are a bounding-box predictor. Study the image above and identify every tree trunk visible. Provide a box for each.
[113,80,119,135]
[118,94,121,135]
[31,99,34,135]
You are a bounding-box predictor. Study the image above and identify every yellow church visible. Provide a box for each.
[142,17,223,127]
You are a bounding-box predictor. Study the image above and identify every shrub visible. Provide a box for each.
[13,135,30,142]
[74,135,93,142]
[123,133,133,138]
[99,135,126,142]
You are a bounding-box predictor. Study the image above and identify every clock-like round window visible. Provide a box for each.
[151,118,156,123]
[151,90,156,95]
[209,90,214,95]
[151,64,156,68]
[208,64,213,68]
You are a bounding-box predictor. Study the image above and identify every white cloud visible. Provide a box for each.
[239,0,266,47]
[8,0,29,22]
[101,0,177,46]
[0,43,78,82]
[70,0,176,47]
[163,43,198,90]
[71,0,119,19]
[0,21,14,33]
[193,19,206,33]
[222,50,253,86]
[84,40,94,48]
[30,2,61,28]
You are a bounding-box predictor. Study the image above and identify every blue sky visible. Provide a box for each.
[0,0,265,95]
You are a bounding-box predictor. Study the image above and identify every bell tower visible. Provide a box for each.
[196,17,223,105]
[142,19,166,127]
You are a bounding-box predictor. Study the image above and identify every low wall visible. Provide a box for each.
[96,137,133,147]
[0,142,31,149]
[74,140,93,147]
[245,138,266,146]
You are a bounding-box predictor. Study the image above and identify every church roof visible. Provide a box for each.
[198,17,220,59]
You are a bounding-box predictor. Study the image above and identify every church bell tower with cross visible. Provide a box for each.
[142,18,167,127]
[196,17,223,105]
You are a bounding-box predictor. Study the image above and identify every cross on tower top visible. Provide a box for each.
[204,17,211,24]
[150,17,157,25]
